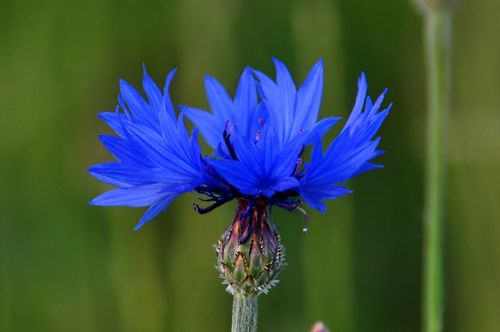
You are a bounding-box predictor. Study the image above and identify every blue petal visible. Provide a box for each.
[209,129,304,197]
[204,75,234,122]
[254,58,329,146]
[162,68,178,121]
[98,109,125,137]
[182,106,221,148]
[304,116,341,145]
[300,185,352,213]
[89,171,133,189]
[184,68,260,149]
[344,72,367,129]
[293,58,324,132]
[232,134,262,176]
[351,162,384,177]
[134,194,176,230]
[89,163,155,186]
[298,72,390,211]
[209,158,257,185]
[233,67,258,138]
[142,64,162,112]
[252,70,283,141]
[119,79,157,129]
[90,66,229,228]
[90,184,170,207]
[98,134,146,166]
[269,176,300,193]
[272,58,296,139]
[269,135,304,178]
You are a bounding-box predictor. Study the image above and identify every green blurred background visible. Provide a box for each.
[1,0,499,331]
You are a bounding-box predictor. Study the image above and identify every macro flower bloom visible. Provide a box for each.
[90,58,390,231]
[90,58,390,295]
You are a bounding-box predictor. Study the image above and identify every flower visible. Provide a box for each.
[90,59,391,295]
[90,59,391,231]
[310,322,330,332]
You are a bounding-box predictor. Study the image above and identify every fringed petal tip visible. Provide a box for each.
[90,60,391,229]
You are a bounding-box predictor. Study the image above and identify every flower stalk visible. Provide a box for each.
[422,8,452,332]
[232,294,258,332]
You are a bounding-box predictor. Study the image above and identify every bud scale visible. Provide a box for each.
[215,198,285,296]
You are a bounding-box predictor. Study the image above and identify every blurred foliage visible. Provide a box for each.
[1,0,499,331]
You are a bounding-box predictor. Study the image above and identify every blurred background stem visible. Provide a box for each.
[422,8,452,332]
[232,294,258,332]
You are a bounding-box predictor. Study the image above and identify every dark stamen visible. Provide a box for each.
[275,199,303,211]
[193,198,230,214]
[223,128,238,160]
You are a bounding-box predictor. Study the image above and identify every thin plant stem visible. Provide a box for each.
[232,294,258,332]
[422,8,452,332]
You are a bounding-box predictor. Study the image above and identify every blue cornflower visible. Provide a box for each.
[90,59,391,232]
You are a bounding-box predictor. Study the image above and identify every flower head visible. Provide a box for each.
[90,59,391,231]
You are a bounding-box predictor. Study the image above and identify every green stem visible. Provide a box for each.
[232,294,258,332]
[423,9,451,332]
